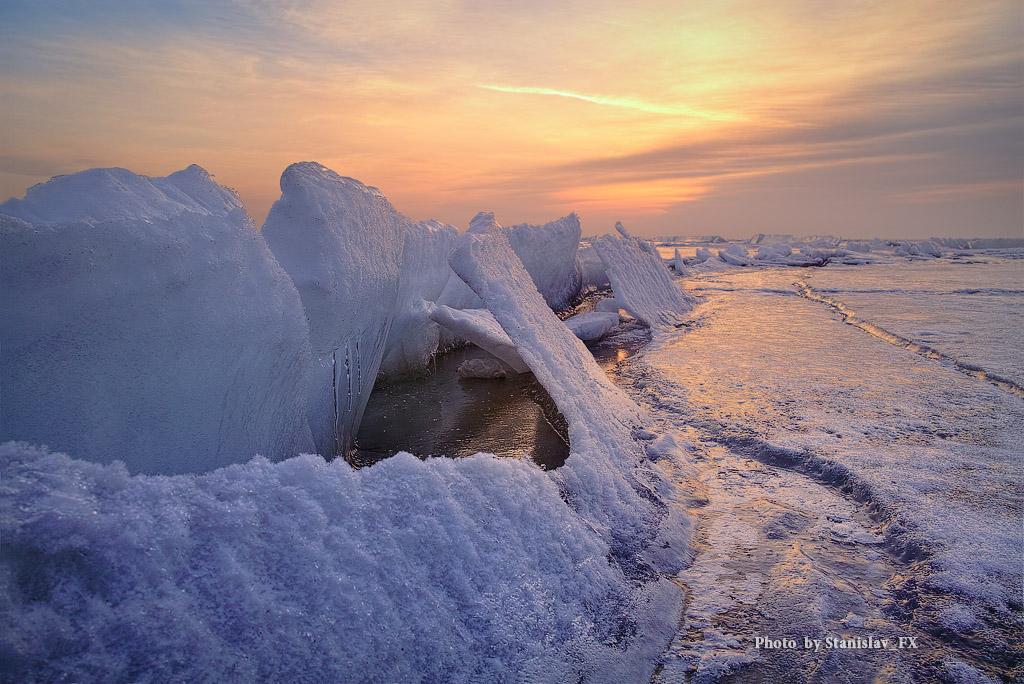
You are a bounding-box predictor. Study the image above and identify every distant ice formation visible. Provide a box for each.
[673,248,690,275]
[261,162,406,456]
[0,165,314,474]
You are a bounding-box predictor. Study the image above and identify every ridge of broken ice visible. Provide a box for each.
[447,223,693,563]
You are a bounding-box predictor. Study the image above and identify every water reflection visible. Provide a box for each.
[352,345,569,469]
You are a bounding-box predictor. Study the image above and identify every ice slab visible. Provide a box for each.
[261,162,406,455]
[504,213,583,311]
[563,312,620,341]
[447,224,693,563]
[429,305,531,373]
[594,233,697,327]
[379,219,459,380]
[673,248,690,276]
[0,165,314,475]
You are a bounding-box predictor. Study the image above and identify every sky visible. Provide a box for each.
[1,0,1021,239]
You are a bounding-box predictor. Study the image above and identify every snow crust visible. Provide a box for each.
[594,233,697,327]
[0,166,313,474]
[261,162,406,455]
[0,442,654,683]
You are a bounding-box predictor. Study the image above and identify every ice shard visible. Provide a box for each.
[428,305,530,373]
[563,311,620,341]
[261,162,406,456]
[673,248,690,276]
[0,165,314,474]
[594,233,697,327]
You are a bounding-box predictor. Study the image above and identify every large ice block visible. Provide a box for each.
[0,165,314,474]
[261,162,406,456]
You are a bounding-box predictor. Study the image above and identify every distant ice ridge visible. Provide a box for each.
[261,163,407,456]
[594,228,697,327]
[0,166,314,474]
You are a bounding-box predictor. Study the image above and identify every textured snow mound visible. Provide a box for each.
[594,233,697,327]
[0,165,313,475]
[261,162,406,455]
[379,219,459,380]
[0,442,643,684]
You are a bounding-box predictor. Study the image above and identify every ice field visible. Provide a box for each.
[1,164,1021,683]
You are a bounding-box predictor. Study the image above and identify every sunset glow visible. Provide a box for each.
[1,0,1020,237]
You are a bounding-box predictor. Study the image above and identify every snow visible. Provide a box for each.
[0,165,313,475]
[563,311,620,341]
[261,162,406,456]
[0,442,649,684]
[429,304,531,373]
[379,219,459,380]
[593,233,697,327]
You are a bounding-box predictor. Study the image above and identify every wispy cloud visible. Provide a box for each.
[475,84,745,121]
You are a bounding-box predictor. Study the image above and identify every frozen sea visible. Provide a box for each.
[2,239,1021,683]
[631,248,1023,682]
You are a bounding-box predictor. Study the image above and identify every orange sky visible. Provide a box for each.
[1,0,1021,238]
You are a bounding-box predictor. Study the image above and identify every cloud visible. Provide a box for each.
[474,84,746,121]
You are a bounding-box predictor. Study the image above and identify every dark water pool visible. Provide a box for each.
[351,322,649,470]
